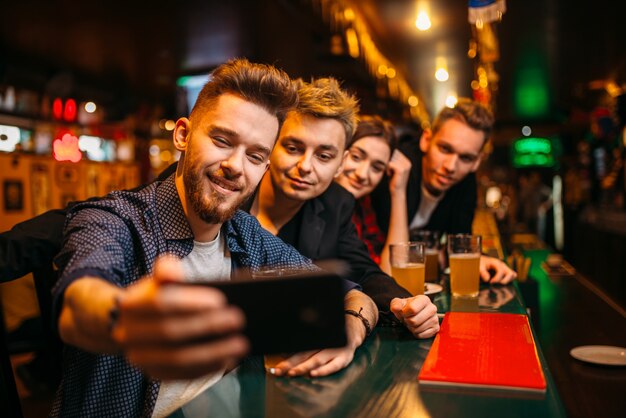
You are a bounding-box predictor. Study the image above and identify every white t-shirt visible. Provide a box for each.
[152,231,232,418]
[409,183,445,230]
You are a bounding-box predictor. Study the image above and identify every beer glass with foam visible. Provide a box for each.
[389,242,426,296]
[448,234,481,297]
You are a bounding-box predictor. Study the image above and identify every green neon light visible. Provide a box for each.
[513,154,555,168]
[515,68,549,117]
[514,137,552,154]
[177,74,209,88]
[513,48,550,118]
[511,136,558,168]
[176,76,190,87]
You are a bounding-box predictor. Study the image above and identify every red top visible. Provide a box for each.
[352,195,386,265]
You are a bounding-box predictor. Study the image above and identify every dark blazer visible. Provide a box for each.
[278,182,411,317]
[371,139,477,235]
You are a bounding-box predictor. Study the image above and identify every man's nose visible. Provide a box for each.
[221,149,244,176]
[297,152,313,173]
[443,154,458,173]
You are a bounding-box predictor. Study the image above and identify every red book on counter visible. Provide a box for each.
[418,312,546,394]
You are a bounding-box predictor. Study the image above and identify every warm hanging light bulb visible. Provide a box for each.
[415,11,431,31]
[445,94,458,108]
[435,57,449,82]
[435,68,449,82]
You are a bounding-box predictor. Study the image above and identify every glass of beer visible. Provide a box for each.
[410,230,441,282]
[448,234,481,298]
[389,242,426,296]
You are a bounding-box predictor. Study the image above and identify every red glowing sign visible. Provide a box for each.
[53,133,82,162]
[63,99,77,122]
[52,98,78,122]
[53,98,63,120]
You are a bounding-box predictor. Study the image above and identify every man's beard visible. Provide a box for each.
[183,160,250,224]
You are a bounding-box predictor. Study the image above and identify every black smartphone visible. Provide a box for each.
[205,263,348,355]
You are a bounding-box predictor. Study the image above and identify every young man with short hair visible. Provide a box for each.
[51,59,377,417]
[250,78,440,357]
[372,98,516,283]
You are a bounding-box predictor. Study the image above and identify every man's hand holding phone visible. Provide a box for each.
[111,256,250,380]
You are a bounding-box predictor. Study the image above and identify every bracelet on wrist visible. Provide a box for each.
[345,307,372,337]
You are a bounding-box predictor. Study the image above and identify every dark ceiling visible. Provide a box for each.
[2,0,625,125]
[357,0,473,114]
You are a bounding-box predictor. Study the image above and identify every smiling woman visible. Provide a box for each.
[336,116,396,200]
[335,115,412,274]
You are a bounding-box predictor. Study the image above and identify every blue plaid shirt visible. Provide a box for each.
[51,174,321,417]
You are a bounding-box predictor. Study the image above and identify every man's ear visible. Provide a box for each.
[334,150,350,178]
[173,118,191,152]
[419,129,432,153]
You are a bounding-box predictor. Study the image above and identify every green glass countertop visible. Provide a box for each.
[174,282,566,418]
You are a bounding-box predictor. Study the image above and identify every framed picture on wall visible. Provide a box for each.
[3,179,24,211]
[31,163,51,215]
[56,164,79,185]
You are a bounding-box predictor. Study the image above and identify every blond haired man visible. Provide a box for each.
[250,78,440,378]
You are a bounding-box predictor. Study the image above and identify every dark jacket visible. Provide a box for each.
[0,208,68,281]
[273,182,411,319]
[371,140,477,235]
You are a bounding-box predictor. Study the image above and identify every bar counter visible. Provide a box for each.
[172,281,567,418]
[523,247,626,418]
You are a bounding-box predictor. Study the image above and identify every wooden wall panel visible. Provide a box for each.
[0,154,140,232]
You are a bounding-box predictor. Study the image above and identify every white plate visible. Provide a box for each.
[424,283,443,296]
[570,345,626,366]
